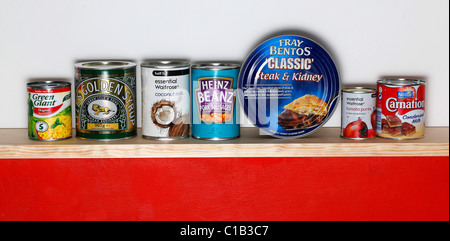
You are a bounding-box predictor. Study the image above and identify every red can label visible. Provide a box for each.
[376,83,426,139]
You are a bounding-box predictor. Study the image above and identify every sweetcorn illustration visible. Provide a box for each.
[37,115,72,140]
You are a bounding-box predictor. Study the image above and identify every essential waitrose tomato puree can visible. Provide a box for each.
[191,62,240,140]
[376,79,426,140]
[74,61,137,140]
[141,60,191,140]
[341,87,377,140]
[27,81,72,141]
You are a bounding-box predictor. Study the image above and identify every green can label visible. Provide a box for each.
[75,63,137,140]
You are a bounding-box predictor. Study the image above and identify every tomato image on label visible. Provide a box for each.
[343,118,371,138]
[371,110,377,131]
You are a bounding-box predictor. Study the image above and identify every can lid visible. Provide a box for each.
[342,87,376,93]
[141,60,190,68]
[378,78,427,86]
[74,61,136,70]
[27,81,71,89]
[192,62,240,70]
[238,35,340,139]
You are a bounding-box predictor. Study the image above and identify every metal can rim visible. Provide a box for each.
[377,78,427,86]
[342,87,376,94]
[74,61,136,70]
[192,62,241,70]
[141,60,190,69]
[27,81,71,89]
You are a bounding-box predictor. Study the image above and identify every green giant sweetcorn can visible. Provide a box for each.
[74,61,137,140]
[27,81,72,141]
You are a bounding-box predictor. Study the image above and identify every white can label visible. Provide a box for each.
[141,67,190,138]
[341,91,377,139]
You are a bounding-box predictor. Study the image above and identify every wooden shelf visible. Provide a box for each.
[0,127,448,159]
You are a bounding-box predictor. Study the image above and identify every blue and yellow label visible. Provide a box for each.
[239,35,340,138]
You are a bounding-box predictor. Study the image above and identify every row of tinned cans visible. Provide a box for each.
[27,60,241,141]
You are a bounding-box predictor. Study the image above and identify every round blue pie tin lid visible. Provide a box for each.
[238,35,340,138]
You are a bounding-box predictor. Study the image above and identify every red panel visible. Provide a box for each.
[0,157,448,221]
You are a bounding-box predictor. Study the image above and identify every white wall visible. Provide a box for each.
[1,0,448,128]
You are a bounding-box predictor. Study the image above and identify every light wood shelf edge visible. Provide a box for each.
[0,127,448,159]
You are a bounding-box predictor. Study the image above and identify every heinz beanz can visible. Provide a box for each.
[27,81,72,141]
[74,61,137,140]
[141,60,191,140]
[191,62,240,140]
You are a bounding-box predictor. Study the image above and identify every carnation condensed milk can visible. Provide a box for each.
[191,62,241,140]
[74,61,137,140]
[141,60,191,140]
[376,78,426,139]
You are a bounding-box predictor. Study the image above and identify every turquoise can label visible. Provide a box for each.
[192,67,240,139]
[195,77,235,123]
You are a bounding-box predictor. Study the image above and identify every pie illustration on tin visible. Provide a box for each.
[278,94,329,129]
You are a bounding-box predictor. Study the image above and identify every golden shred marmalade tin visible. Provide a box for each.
[27,81,72,141]
[74,61,137,140]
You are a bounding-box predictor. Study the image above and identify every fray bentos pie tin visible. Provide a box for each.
[239,35,340,138]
